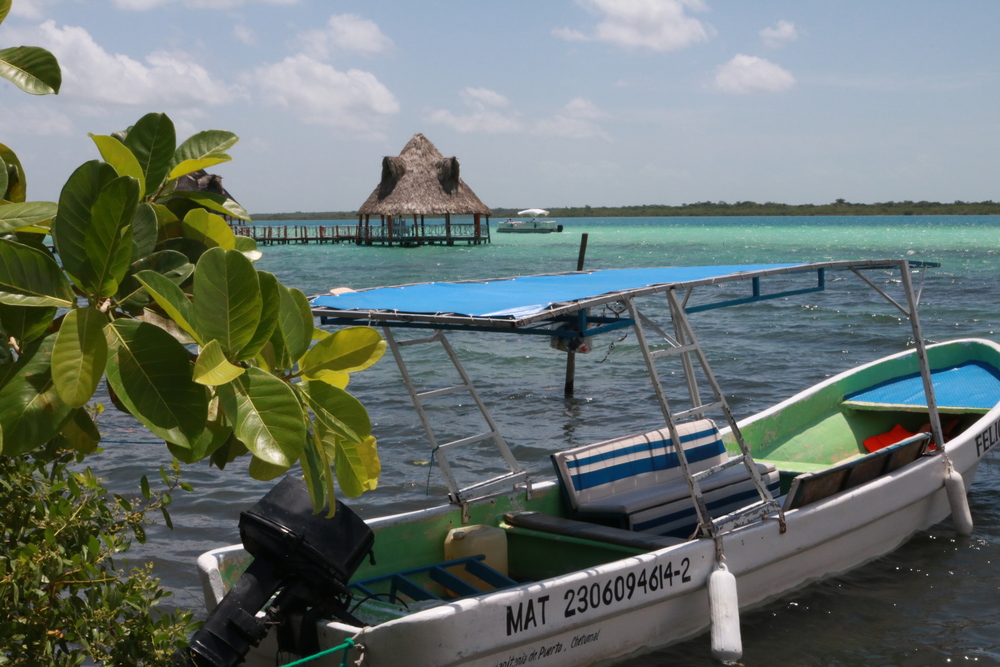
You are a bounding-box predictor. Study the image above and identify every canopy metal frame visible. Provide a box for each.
[312,259,949,532]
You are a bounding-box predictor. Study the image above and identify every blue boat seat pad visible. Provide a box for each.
[584,461,777,515]
[846,361,1000,410]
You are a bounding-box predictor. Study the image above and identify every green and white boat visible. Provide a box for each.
[195,260,1000,667]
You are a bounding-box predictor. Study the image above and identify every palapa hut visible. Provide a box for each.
[174,169,245,224]
[357,133,491,246]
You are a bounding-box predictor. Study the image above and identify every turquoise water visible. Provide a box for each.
[92,216,1000,665]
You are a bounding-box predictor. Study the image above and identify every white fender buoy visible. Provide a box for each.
[709,561,742,663]
[945,463,973,536]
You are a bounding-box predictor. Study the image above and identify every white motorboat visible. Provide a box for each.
[498,209,563,233]
[192,260,999,667]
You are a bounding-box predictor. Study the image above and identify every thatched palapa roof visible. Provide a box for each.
[358,133,491,216]
[174,169,238,202]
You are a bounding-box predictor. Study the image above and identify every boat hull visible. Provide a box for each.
[201,339,1000,667]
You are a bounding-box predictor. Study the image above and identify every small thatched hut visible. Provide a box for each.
[174,169,244,224]
[357,133,491,246]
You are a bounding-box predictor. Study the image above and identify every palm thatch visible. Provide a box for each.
[358,134,491,216]
[174,169,238,203]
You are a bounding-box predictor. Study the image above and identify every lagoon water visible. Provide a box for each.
[90,216,1000,665]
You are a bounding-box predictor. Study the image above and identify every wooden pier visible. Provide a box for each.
[232,221,490,247]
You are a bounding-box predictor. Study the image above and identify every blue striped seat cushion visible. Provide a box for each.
[628,466,781,538]
[551,419,727,511]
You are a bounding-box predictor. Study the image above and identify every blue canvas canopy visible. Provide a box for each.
[310,260,939,333]
[311,264,798,319]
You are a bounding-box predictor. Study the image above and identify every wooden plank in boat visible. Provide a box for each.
[783,434,932,511]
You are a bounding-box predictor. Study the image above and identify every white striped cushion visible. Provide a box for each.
[551,419,726,511]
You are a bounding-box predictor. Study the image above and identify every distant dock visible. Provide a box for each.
[232,222,490,247]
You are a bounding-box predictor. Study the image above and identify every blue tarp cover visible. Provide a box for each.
[846,361,1000,410]
[310,264,797,318]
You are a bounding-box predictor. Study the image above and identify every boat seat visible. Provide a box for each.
[551,419,728,511]
[842,361,1000,415]
[783,433,932,511]
[551,419,780,538]
[503,511,685,550]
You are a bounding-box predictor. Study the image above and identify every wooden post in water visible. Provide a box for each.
[565,233,590,398]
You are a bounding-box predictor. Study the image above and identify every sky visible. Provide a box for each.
[1,0,998,214]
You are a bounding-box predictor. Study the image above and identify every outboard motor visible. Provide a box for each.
[178,476,375,667]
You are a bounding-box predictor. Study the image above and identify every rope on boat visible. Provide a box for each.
[278,637,355,667]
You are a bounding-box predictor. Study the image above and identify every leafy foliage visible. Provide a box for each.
[0,3,61,95]
[1,111,384,513]
[0,442,196,666]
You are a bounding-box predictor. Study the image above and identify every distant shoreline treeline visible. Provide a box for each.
[252,199,1000,221]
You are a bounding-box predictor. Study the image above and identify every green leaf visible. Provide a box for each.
[209,434,248,470]
[53,160,119,286]
[105,319,208,449]
[170,190,250,222]
[192,247,261,357]
[276,284,312,364]
[116,249,192,312]
[0,0,11,26]
[0,334,74,455]
[83,175,139,297]
[248,456,288,481]
[217,367,306,467]
[0,45,61,95]
[0,238,74,307]
[237,270,278,362]
[131,249,193,285]
[303,369,349,388]
[300,326,385,377]
[334,434,380,498]
[169,130,238,177]
[52,306,108,408]
[302,381,370,444]
[167,156,230,181]
[181,207,236,250]
[60,407,101,455]
[131,203,158,263]
[234,235,262,262]
[90,135,146,197]
[168,405,231,464]
[124,113,176,198]
[134,270,200,343]
[0,201,57,234]
[0,143,25,202]
[0,304,55,346]
[193,338,245,386]
[0,156,7,201]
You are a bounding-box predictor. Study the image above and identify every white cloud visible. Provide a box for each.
[114,0,297,10]
[554,0,712,52]
[252,54,399,137]
[429,91,609,139]
[298,14,393,60]
[234,24,257,46]
[0,103,73,136]
[9,0,52,19]
[760,20,797,49]
[1,21,237,108]
[533,98,611,139]
[428,87,524,134]
[714,54,795,94]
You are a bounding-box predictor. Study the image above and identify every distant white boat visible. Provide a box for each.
[498,209,563,233]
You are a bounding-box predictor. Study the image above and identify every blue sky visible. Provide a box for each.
[1,0,998,213]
